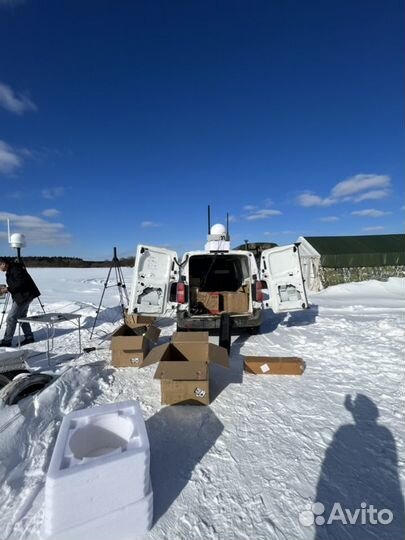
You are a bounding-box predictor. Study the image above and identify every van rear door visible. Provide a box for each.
[260,244,308,313]
[128,245,178,315]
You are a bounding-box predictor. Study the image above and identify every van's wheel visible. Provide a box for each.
[0,373,54,406]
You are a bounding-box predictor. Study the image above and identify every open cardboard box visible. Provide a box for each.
[111,323,160,368]
[124,312,157,330]
[143,332,229,405]
[244,356,305,375]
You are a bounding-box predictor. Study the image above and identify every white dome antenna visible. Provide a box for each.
[210,223,226,236]
[205,207,231,252]
[7,219,26,262]
[10,233,26,249]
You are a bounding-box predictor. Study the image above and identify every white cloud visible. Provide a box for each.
[243,205,257,211]
[331,174,390,198]
[354,189,390,202]
[0,212,71,246]
[141,221,161,228]
[0,140,22,174]
[0,82,37,115]
[297,174,392,208]
[263,198,274,207]
[351,209,391,218]
[42,187,65,199]
[42,209,60,218]
[245,209,282,220]
[296,193,335,207]
[362,226,385,232]
[319,216,339,222]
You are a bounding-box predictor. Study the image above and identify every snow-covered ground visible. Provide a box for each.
[0,268,404,540]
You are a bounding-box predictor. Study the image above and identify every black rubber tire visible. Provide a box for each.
[0,373,54,406]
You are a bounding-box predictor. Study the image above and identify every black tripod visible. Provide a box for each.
[90,247,129,339]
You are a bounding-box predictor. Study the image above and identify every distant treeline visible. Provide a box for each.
[15,256,135,268]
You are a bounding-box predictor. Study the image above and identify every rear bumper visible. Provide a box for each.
[177,309,263,330]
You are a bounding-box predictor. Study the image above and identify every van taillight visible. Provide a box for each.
[255,281,264,302]
[176,282,186,304]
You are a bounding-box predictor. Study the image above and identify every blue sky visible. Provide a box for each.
[0,0,403,259]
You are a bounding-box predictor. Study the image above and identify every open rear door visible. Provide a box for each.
[128,245,178,315]
[260,244,308,313]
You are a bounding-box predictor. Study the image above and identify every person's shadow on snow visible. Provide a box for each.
[146,406,223,524]
[314,394,405,540]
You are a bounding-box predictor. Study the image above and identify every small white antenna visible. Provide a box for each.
[7,219,26,262]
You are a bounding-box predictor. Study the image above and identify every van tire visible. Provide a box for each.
[0,373,54,406]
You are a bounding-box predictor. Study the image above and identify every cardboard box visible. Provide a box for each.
[111,324,160,368]
[196,292,221,314]
[143,332,229,405]
[222,291,249,313]
[160,380,210,406]
[244,356,305,375]
[124,313,157,330]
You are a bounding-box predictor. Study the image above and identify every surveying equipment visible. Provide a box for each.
[90,247,129,339]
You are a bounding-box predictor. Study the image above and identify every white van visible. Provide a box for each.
[128,226,309,333]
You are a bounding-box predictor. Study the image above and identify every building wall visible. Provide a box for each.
[320,266,405,287]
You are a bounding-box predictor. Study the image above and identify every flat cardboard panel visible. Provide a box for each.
[171,332,209,343]
[111,334,146,351]
[154,361,208,381]
[222,291,249,313]
[160,380,210,405]
[244,356,305,375]
[144,325,161,343]
[208,343,229,368]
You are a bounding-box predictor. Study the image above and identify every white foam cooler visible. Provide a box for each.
[43,400,153,540]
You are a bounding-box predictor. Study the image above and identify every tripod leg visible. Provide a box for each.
[117,264,129,304]
[114,264,128,319]
[0,293,10,331]
[90,266,113,339]
[37,296,46,314]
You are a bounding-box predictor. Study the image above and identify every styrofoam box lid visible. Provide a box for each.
[47,400,149,479]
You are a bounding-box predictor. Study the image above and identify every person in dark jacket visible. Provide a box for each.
[0,258,40,346]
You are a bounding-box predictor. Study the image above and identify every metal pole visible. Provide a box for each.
[0,292,10,331]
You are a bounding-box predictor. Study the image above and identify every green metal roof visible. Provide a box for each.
[303,234,405,268]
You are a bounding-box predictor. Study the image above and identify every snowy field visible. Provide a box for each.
[0,268,404,540]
